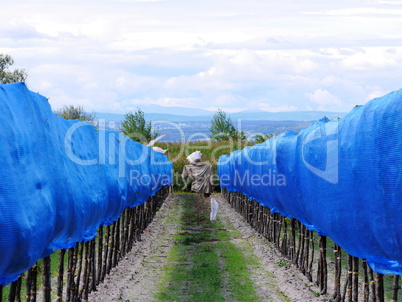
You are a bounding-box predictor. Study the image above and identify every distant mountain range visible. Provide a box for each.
[95,108,346,122]
[94,107,347,142]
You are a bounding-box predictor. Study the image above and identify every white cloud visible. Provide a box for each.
[340,47,401,70]
[379,0,402,4]
[307,89,343,111]
[366,89,388,102]
[1,0,402,115]
[304,8,402,16]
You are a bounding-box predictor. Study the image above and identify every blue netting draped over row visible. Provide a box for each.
[0,83,172,285]
[218,89,402,275]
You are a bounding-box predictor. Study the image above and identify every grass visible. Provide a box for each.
[155,194,225,301]
[187,243,223,301]
[155,193,262,302]
[276,260,289,267]
[217,240,260,301]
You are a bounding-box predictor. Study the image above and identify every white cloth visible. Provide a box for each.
[147,134,167,147]
[186,151,202,164]
[181,162,213,193]
[152,146,167,154]
[210,197,219,221]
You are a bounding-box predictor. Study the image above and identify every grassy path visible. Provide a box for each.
[89,194,326,301]
[154,194,285,302]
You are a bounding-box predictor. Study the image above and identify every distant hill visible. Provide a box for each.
[95,107,346,142]
[96,109,345,123]
[229,110,345,121]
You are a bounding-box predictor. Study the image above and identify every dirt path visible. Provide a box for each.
[88,194,330,302]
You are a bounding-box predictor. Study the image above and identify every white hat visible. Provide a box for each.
[187,151,202,164]
[152,146,168,154]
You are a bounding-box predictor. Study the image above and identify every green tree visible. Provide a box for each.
[209,109,246,141]
[254,133,274,143]
[0,53,28,84]
[54,105,96,124]
[120,108,158,143]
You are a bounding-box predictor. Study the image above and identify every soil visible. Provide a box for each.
[88,193,332,302]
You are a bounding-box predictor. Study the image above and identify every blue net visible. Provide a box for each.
[0,83,172,285]
[219,89,402,275]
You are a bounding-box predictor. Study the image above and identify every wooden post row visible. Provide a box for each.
[1,186,170,302]
[223,190,395,302]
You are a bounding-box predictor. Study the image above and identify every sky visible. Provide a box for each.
[1,0,402,114]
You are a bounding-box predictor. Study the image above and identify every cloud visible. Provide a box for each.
[2,0,402,115]
[340,47,402,70]
[0,23,50,40]
[111,0,166,2]
[379,0,402,4]
[307,89,343,110]
[30,44,402,114]
[303,8,402,16]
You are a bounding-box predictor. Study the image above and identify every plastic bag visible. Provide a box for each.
[152,146,167,154]
[187,151,202,164]
[210,197,219,221]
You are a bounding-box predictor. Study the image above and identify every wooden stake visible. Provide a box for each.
[74,242,84,300]
[391,275,400,302]
[362,260,369,302]
[318,235,327,295]
[91,239,97,292]
[308,231,314,283]
[102,225,110,280]
[276,214,282,250]
[298,224,305,270]
[352,257,359,302]
[290,219,296,262]
[30,264,38,302]
[114,218,121,267]
[347,255,353,302]
[97,226,103,285]
[368,265,376,302]
[57,249,66,302]
[342,275,349,302]
[295,222,302,266]
[42,256,51,302]
[375,273,384,302]
[66,247,74,302]
[106,222,116,274]
[128,208,136,251]
[332,244,342,302]
[281,217,288,256]
[81,241,90,300]
[122,209,130,255]
[304,229,311,282]
[8,279,18,302]
[15,275,22,302]
[26,267,32,302]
